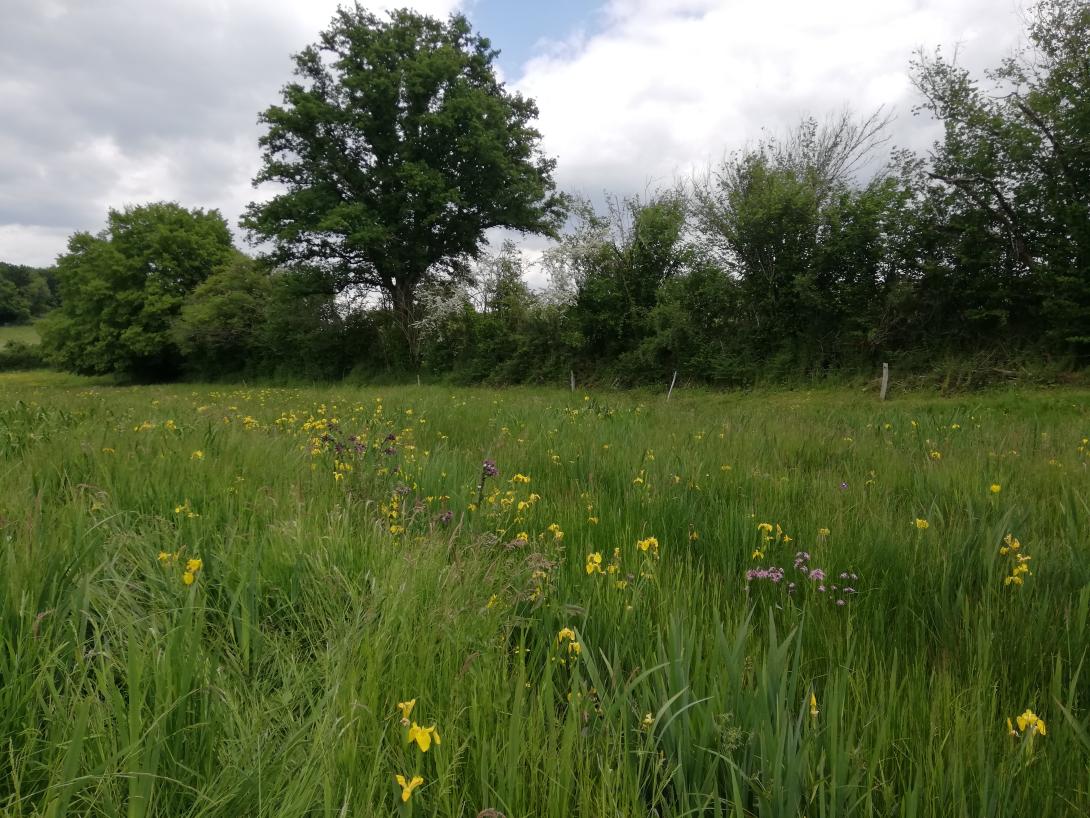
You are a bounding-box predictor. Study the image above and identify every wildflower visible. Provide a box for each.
[407,722,441,752]
[510,473,531,484]
[568,641,582,656]
[395,774,424,802]
[839,481,849,491]
[636,536,659,556]
[182,571,195,586]
[191,450,204,460]
[585,552,603,574]
[915,518,929,530]
[642,713,654,729]
[557,627,576,644]
[809,692,819,718]
[929,450,942,461]
[757,523,773,534]
[689,529,699,541]
[397,699,416,724]
[157,551,172,564]
[185,558,203,574]
[818,527,831,537]
[1015,710,1046,736]
[1007,717,1018,737]
[990,483,1002,494]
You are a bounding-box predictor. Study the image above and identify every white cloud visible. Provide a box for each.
[0,0,462,266]
[1,0,1031,268]
[515,0,1027,200]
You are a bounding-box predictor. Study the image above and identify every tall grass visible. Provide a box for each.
[2,372,1088,816]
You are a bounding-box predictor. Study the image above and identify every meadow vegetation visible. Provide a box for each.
[2,372,1088,816]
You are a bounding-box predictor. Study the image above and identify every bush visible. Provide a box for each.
[0,341,46,371]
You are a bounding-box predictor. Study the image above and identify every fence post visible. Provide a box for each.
[667,371,678,401]
[880,362,889,401]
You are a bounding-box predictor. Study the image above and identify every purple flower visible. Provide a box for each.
[836,599,846,606]
[438,510,454,524]
[839,481,849,491]
[843,587,855,594]
[482,459,498,478]
[809,568,825,582]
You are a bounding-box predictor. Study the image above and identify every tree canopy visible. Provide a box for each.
[242,6,566,354]
[40,203,234,379]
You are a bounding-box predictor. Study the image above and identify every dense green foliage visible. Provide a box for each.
[2,372,1088,816]
[39,203,234,379]
[0,261,57,324]
[28,0,1090,388]
[242,7,565,356]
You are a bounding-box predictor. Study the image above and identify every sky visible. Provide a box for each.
[0,0,1030,268]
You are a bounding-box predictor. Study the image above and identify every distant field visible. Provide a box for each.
[0,322,41,346]
[1,374,1089,816]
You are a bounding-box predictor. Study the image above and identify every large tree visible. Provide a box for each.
[40,203,234,379]
[243,6,566,357]
[912,0,1090,352]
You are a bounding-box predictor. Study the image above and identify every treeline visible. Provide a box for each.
[0,262,57,325]
[26,0,1090,385]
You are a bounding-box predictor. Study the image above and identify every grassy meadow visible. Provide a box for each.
[2,371,1089,817]
[0,323,41,346]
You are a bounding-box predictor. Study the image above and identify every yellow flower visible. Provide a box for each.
[689,530,699,541]
[407,722,441,752]
[585,552,603,574]
[567,641,582,656]
[915,518,929,530]
[818,527,831,537]
[185,558,203,574]
[557,627,576,644]
[636,536,659,555]
[1015,709,1046,736]
[157,551,172,564]
[191,450,204,460]
[929,450,942,461]
[182,571,195,586]
[990,483,1002,494]
[1007,717,1018,737]
[510,473,531,484]
[397,699,416,724]
[395,774,424,802]
[757,522,773,534]
[642,712,654,729]
[809,692,819,718]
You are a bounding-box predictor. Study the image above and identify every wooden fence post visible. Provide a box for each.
[667,371,678,401]
[880,363,889,401]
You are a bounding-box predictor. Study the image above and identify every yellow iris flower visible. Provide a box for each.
[407,722,441,752]
[395,774,424,802]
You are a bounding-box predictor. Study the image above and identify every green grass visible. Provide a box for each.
[2,374,1089,817]
[0,322,41,346]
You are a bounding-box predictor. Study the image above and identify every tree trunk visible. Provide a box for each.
[390,281,420,366]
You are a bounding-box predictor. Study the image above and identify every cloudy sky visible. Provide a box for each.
[0,0,1029,267]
